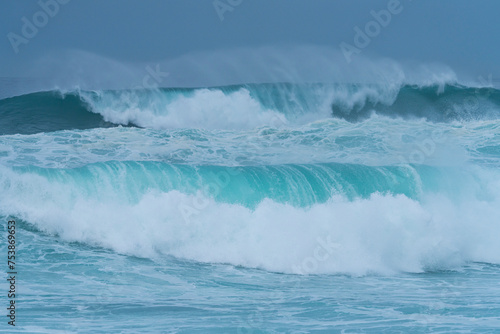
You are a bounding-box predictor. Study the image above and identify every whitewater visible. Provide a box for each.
[1,81,500,333]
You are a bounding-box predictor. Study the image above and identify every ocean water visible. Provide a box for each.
[1,82,500,333]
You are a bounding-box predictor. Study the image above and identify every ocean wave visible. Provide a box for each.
[1,162,499,275]
[2,83,500,135]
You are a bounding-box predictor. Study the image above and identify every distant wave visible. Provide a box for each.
[2,83,500,135]
[330,84,500,122]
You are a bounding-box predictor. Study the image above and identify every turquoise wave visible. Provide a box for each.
[3,159,499,275]
[3,161,477,209]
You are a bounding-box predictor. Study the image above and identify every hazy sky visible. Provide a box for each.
[1,0,499,88]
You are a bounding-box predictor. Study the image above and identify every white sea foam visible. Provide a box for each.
[2,115,499,169]
[79,88,288,130]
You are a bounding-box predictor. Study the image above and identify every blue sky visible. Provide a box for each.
[1,0,499,87]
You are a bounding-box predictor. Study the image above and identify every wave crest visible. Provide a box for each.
[1,162,500,275]
[2,83,500,135]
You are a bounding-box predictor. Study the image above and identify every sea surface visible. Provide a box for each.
[1,82,500,333]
